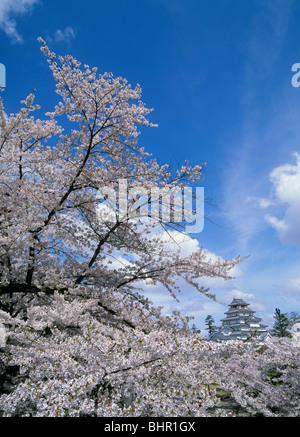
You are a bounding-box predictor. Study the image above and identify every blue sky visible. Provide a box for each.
[1,0,300,334]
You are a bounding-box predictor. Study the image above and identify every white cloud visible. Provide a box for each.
[54,26,75,44]
[285,277,300,292]
[223,289,266,312]
[155,228,200,257]
[264,214,287,232]
[0,0,39,43]
[269,152,300,205]
[224,289,255,303]
[264,152,300,246]
[251,197,275,209]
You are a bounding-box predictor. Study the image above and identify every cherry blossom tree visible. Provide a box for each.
[0,38,240,303]
[1,40,298,417]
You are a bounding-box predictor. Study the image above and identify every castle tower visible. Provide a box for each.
[211,298,269,342]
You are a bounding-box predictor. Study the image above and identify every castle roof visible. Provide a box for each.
[228,298,249,307]
[224,307,254,315]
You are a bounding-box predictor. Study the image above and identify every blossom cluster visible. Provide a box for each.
[0,295,299,417]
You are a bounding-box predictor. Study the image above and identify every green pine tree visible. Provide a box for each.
[272,308,292,338]
[205,315,216,339]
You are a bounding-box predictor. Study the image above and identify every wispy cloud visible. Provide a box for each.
[54,26,75,44]
[223,289,265,311]
[285,276,300,292]
[0,0,39,43]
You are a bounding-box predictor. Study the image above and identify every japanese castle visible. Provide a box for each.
[211,298,269,343]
